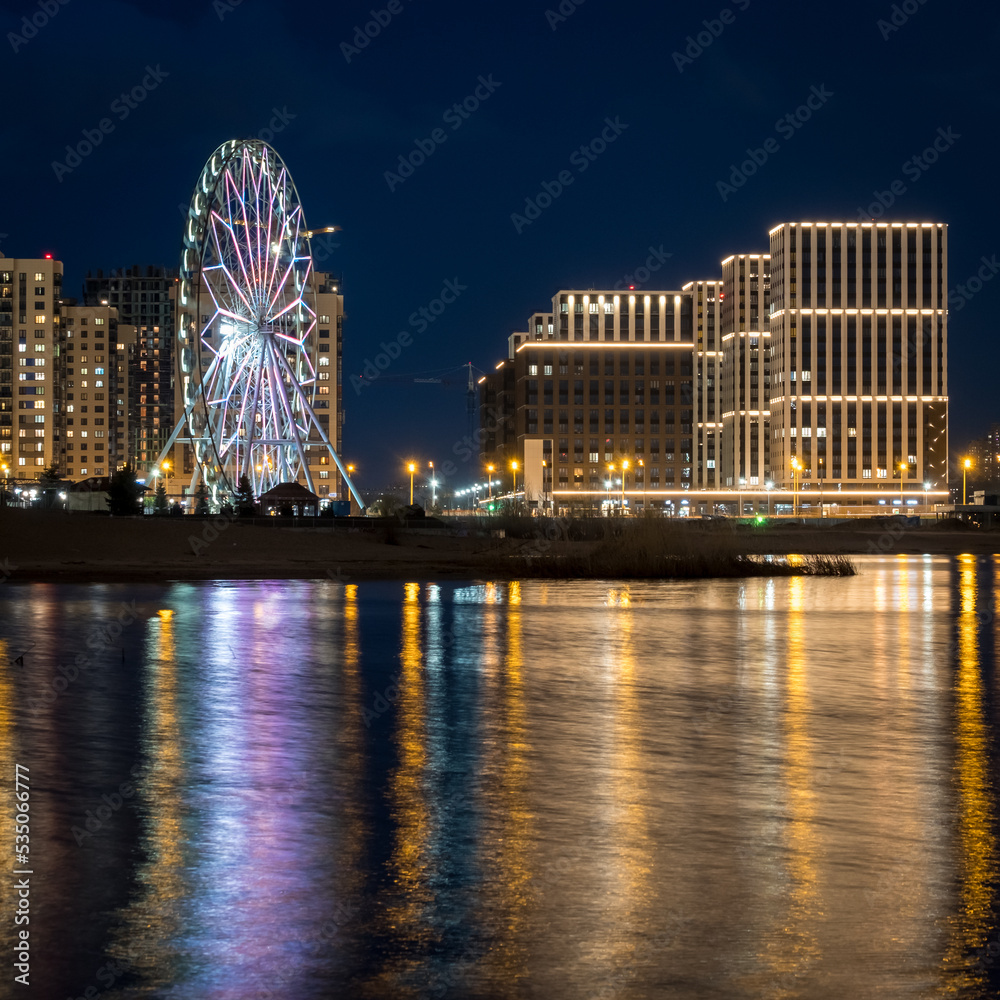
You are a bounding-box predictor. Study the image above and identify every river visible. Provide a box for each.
[0,555,998,998]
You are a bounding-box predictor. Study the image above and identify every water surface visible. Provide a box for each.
[1,556,998,998]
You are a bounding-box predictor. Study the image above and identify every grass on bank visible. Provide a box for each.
[482,517,857,579]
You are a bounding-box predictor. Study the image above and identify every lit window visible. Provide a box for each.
[34,344,45,353]
[544,365,553,375]
[319,471,329,479]
[319,314,330,324]
[848,427,857,437]
[862,469,871,478]
[318,386,329,395]
[34,315,45,325]
[816,428,826,437]
[528,364,538,376]
[318,357,330,366]
[876,468,887,478]
[94,317,105,325]
[34,272,45,281]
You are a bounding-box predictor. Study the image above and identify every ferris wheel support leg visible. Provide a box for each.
[265,341,314,491]
[153,378,207,480]
[271,346,365,509]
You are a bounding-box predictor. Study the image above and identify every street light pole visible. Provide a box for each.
[899,460,907,505]
[963,458,971,505]
[511,460,518,498]
[487,464,494,500]
[621,459,629,514]
[791,457,801,517]
[408,462,416,505]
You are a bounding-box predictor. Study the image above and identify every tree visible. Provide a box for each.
[39,462,62,488]
[106,463,143,516]
[233,473,256,516]
[154,481,168,514]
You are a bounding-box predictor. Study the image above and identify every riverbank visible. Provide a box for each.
[1,509,997,582]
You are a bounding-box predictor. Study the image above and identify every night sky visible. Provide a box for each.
[3,0,997,490]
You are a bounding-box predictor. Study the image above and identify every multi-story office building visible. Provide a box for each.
[481,288,696,511]
[720,253,771,487]
[685,279,722,488]
[83,266,176,473]
[482,220,949,512]
[0,256,64,480]
[768,222,948,492]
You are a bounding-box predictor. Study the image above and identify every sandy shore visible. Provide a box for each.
[1,509,997,583]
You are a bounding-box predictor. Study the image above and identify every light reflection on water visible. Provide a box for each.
[0,556,998,999]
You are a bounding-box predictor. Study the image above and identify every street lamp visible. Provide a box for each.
[738,476,746,518]
[963,457,972,505]
[898,460,907,505]
[487,464,494,500]
[510,460,518,497]
[607,463,616,512]
[621,459,629,513]
[790,457,802,517]
[429,461,436,508]
[638,458,645,510]
[408,462,416,505]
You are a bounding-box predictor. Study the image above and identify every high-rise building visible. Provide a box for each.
[61,302,133,480]
[720,253,771,487]
[685,279,722,488]
[0,256,64,480]
[768,222,948,492]
[481,220,950,513]
[83,265,177,473]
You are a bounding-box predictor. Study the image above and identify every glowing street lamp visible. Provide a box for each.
[408,462,416,505]
[898,461,907,505]
[621,459,629,512]
[510,460,518,496]
[429,461,436,507]
[487,464,494,500]
[963,457,972,505]
[790,457,802,517]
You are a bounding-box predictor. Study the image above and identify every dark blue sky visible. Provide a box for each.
[3,0,997,488]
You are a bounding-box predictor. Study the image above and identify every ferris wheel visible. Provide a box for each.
[158,138,362,506]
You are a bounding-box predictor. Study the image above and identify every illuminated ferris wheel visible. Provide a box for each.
[159,138,361,505]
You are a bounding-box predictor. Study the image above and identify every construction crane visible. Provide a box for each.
[355,362,484,440]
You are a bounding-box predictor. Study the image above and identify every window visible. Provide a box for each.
[34,272,44,281]
[528,364,538,376]
[34,344,45,352]
[94,317,105,325]
[543,365,553,375]
[862,468,871,479]
[34,315,45,325]
[876,468,887,479]
[319,314,330,324]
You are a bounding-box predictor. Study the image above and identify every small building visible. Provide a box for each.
[67,476,112,512]
[259,481,321,516]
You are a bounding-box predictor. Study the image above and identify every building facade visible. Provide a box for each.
[0,256,64,480]
[83,265,176,474]
[768,222,948,492]
[481,288,696,511]
[720,253,771,487]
